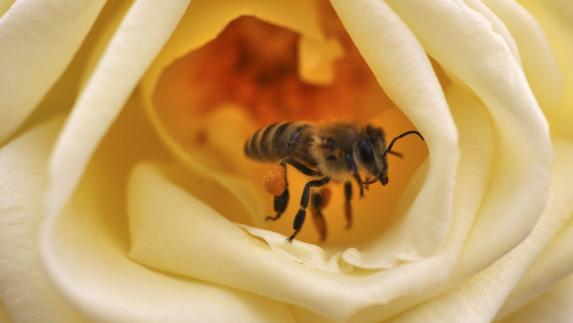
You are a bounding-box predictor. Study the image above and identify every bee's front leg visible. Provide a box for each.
[288,177,331,242]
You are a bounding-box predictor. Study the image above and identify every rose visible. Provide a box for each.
[1,0,573,322]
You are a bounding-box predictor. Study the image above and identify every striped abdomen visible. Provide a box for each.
[244,122,315,164]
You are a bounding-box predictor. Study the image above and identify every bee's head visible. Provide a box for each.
[354,125,424,186]
[354,125,389,185]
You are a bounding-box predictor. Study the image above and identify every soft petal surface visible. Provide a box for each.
[481,0,563,110]
[47,0,190,220]
[518,0,573,139]
[0,0,105,143]
[387,0,551,276]
[388,138,573,322]
[0,117,86,322]
[330,0,458,268]
[42,100,294,323]
[501,274,573,323]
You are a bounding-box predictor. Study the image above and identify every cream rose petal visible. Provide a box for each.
[41,102,295,322]
[501,274,573,323]
[329,0,459,267]
[47,0,190,219]
[389,138,573,323]
[499,213,573,318]
[0,117,86,322]
[386,0,551,276]
[481,0,563,110]
[0,0,105,143]
[461,0,521,65]
[518,0,573,139]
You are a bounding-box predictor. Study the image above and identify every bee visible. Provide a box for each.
[244,121,424,242]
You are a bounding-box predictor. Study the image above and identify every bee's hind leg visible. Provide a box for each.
[310,188,331,242]
[265,162,289,221]
[344,181,353,229]
[288,177,331,242]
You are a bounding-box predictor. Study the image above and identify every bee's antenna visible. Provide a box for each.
[383,130,424,158]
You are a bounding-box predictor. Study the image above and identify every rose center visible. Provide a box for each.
[153,13,427,246]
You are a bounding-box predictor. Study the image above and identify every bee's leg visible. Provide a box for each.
[288,177,331,242]
[310,188,331,242]
[286,159,320,176]
[265,162,289,221]
[344,181,353,229]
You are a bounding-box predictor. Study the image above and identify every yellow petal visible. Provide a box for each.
[501,274,573,323]
[331,0,459,268]
[47,0,190,220]
[347,83,495,322]
[498,141,573,317]
[462,0,522,65]
[0,0,13,17]
[42,101,294,322]
[0,117,86,322]
[387,0,551,276]
[481,0,563,110]
[389,137,573,323]
[518,0,573,140]
[0,0,106,143]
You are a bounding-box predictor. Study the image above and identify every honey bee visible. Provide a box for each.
[244,121,424,242]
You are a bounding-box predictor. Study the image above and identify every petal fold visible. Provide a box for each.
[42,102,294,323]
[0,117,86,322]
[387,0,552,277]
[331,0,459,268]
[0,0,105,143]
[47,0,190,219]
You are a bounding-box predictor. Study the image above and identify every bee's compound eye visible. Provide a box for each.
[358,140,375,163]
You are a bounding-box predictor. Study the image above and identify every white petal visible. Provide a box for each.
[0,0,106,143]
[0,117,86,322]
[47,0,190,219]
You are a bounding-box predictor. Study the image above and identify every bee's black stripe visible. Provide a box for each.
[259,123,279,157]
[272,122,293,157]
[251,127,265,159]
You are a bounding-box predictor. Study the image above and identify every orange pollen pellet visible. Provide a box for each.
[263,165,286,196]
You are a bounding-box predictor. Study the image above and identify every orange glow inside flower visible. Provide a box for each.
[153,11,429,247]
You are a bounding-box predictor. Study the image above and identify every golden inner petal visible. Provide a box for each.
[153,13,427,246]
